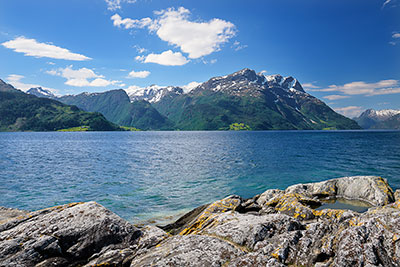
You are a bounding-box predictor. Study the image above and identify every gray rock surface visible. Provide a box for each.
[130,234,244,267]
[0,207,27,225]
[285,176,394,206]
[0,202,141,266]
[1,176,399,267]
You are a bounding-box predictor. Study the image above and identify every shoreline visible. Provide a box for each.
[1,176,400,266]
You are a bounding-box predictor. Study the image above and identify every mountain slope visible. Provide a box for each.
[354,109,400,129]
[153,68,360,130]
[0,79,20,93]
[372,114,400,129]
[58,89,174,130]
[0,84,120,132]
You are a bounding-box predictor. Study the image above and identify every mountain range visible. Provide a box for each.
[354,109,400,129]
[22,68,361,131]
[0,79,120,131]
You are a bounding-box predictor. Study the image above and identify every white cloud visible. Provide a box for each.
[260,70,268,75]
[133,45,147,54]
[141,50,189,66]
[302,82,320,89]
[316,79,400,96]
[111,14,154,29]
[181,81,201,93]
[135,55,145,62]
[127,69,150,78]
[232,41,248,51]
[46,65,119,87]
[1,37,91,61]
[390,32,400,45]
[382,0,398,8]
[323,95,350,101]
[111,7,236,59]
[105,0,137,11]
[334,106,364,118]
[6,74,58,94]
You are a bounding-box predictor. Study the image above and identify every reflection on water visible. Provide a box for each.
[316,197,372,213]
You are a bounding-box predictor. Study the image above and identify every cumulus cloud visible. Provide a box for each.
[111,14,154,29]
[105,0,137,11]
[139,50,189,66]
[46,65,120,87]
[6,74,58,94]
[111,7,236,59]
[1,37,91,61]
[127,69,150,78]
[315,79,400,96]
[334,106,364,118]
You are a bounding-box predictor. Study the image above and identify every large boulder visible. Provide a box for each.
[0,202,141,266]
[285,176,394,206]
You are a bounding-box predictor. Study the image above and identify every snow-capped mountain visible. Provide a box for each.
[354,109,400,129]
[192,68,305,99]
[360,109,400,121]
[153,68,360,130]
[124,85,183,103]
[26,87,56,98]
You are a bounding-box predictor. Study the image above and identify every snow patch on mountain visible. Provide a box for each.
[124,85,183,103]
[26,87,57,98]
[363,109,400,120]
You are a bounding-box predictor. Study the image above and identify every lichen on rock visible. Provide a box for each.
[0,176,399,267]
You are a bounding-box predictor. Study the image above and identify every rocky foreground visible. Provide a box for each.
[1,176,400,267]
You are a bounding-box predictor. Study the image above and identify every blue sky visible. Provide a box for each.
[0,0,399,117]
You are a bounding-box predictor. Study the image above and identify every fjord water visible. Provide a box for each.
[1,131,399,223]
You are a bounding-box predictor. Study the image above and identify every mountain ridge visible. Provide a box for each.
[14,68,361,130]
[354,109,400,129]
[0,79,121,132]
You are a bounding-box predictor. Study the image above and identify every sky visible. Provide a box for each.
[0,0,399,118]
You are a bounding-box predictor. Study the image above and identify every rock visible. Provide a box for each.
[159,204,208,235]
[176,195,243,235]
[197,212,304,250]
[1,176,399,267]
[129,234,245,267]
[394,189,400,202]
[256,189,284,207]
[0,202,141,266]
[0,207,27,224]
[285,176,394,206]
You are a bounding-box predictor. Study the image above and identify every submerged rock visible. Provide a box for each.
[0,176,399,266]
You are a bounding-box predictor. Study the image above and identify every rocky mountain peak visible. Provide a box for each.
[27,87,56,98]
[360,109,400,120]
[193,68,306,98]
[125,85,183,103]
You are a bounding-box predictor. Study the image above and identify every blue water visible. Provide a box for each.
[0,131,399,223]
